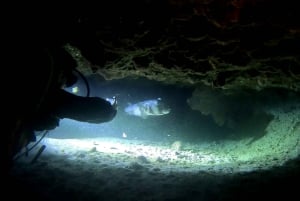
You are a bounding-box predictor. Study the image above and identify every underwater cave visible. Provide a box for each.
[8,1,300,201]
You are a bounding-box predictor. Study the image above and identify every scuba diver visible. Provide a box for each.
[7,11,118,169]
[8,46,117,168]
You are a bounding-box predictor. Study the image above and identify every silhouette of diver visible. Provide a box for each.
[8,46,117,164]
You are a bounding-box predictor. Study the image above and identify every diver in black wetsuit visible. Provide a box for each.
[8,46,117,165]
[7,10,117,168]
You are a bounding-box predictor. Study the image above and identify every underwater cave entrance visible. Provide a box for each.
[18,76,300,173]
[62,75,299,141]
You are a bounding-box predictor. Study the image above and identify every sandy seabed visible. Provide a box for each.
[9,104,300,201]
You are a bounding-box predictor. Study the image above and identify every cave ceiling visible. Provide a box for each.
[65,0,300,91]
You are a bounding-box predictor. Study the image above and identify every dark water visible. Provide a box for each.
[50,75,300,144]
